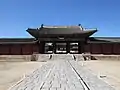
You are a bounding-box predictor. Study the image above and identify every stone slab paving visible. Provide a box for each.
[70,60,115,90]
[41,60,83,90]
[9,62,54,90]
[9,54,115,90]
[9,60,84,90]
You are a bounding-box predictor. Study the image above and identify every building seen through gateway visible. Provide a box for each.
[0,24,120,55]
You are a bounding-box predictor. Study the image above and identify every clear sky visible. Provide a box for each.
[0,0,120,38]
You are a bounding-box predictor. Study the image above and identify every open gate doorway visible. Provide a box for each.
[44,42,80,54]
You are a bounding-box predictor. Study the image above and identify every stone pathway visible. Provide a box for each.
[41,60,83,90]
[9,60,84,90]
[9,54,115,90]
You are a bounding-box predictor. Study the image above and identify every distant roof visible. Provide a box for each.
[26,25,97,38]
[0,37,120,44]
[88,37,120,43]
[0,38,36,44]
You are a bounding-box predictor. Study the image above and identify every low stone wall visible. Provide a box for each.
[0,55,31,62]
[91,54,120,60]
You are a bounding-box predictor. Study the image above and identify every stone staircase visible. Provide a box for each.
[34,54,85,62]
[37,54,50,62]
[50,54,73,61]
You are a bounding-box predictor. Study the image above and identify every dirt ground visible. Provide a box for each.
[0,61,46,90]
[79,60,120,90]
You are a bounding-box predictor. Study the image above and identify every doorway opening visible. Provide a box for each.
[56,43,67,54]
[44,42,80,54]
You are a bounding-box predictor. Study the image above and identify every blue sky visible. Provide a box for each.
[0,0,120,38]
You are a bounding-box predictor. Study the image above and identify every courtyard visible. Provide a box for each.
[0,55,119,90]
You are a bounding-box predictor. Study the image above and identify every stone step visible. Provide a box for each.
[51,54,73,60]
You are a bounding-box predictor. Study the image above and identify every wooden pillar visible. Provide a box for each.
[81,42,84,54]
[53,42,56,54]
[78,42,84,54]
[42,42,45,54]
[39,41,45,54]
[78,42,81,54]
[66,42,70,53]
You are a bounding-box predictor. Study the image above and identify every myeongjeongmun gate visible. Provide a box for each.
[0,24,120,55]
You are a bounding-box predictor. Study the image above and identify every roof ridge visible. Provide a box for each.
[43,25,80,28]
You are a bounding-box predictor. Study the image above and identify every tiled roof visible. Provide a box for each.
[88,37,120,43]
[0,38,36,44]
[26,25,97,38]
[0,37,120,44]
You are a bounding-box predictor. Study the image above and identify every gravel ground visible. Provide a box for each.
[78,60,120,90]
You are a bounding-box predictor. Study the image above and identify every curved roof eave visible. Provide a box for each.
[26,29,39,38]
[82,30,97,37]
[26,28,97,38]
